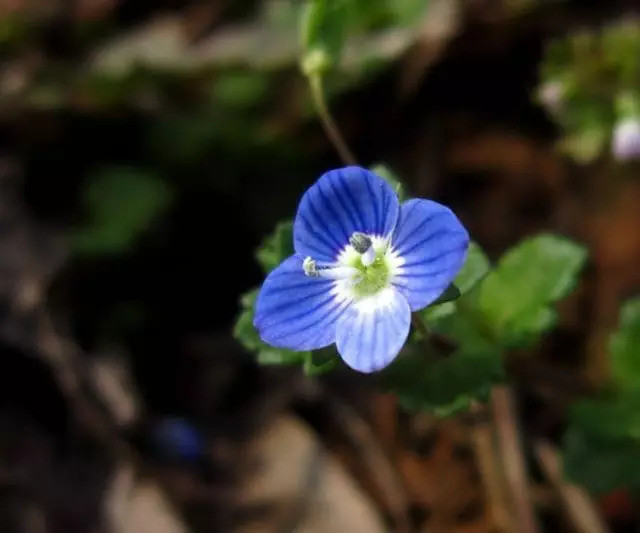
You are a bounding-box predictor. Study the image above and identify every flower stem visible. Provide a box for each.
[308,74,358,166]
[411,312,456,356]
[411,312,431,339]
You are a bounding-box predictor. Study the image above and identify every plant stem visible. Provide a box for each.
[308,74,358,166]
[410,312,431,339]
[411,312,456,356]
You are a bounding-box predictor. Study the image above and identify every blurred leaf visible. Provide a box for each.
[387,0,431,27]
[478,234,587,347]
[569,394,640,441]
[610,297,640,391]
[256,220,294,273]
[422,241,490,327]
[558,123,608,164]
[563,425,640,495]
[303,348,339,375]
[429,283,461,306]
[563,297,640,494]
[426,293,496,351]
[370,163,406,201]
[383,345,503,416]
[210,70,270,110]
[455,241,490,295]
[72,167,172,255]
[300,0,351,76]
[234,288,309,366]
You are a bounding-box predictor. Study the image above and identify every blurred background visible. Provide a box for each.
[1,0,640,531]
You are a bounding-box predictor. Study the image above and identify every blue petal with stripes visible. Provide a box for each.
[254,255,350,350]
[335,288,411,373]
[253,166,469,374]
[293,166,400,262]
[391,198,469,310]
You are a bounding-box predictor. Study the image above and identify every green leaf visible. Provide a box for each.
[563,425,640,495]
[610,297,640,392]
[256,220,294,273]
[427,295,496,350]
[421,241,490,322]
[455,241,490,295]
[569,394,640,441]
[383,345,504,417]
[429,284,461,307]
[478,234,587,347]
[233,288,310,366]
[72,167,172,255]
[370,163,406,201]
[210,70,269,111]
[303,348,339,375]
[300,0,351,76]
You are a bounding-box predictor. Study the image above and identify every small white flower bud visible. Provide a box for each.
[612,117,640,161]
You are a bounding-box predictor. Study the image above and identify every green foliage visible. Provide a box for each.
[400,242,500,414]
[234,220,325,369]
[370,163,407,201]
[454,241,491,296]
[563,297,640,494]
[210,71,270,111]
[300,0,351,77]
[255,220,294,273]
[569,394,640,441]
[234,288,310,366]
[478,234,587,347]
[430,284,461,307]
[610,297,640,391]
[299,0,431,77]
[72,167,172,255]
[563,425,640,495]
[384,345,503,417]
[538,20,640,162]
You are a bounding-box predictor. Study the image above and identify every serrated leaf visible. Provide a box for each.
[610,297,640,391]
[256,220,294,273]
[72,167,172,255]
[234,288,310,366]
[563,426,640,495]
[478,234,587,347]
[383,345,504,417]
[370,163,406,201]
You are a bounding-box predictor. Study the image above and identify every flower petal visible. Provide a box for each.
[335,288,410,373]
[254,255,351,350]
[294,166,400,262]
[392,199,468,311]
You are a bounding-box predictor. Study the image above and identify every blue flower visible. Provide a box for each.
[254,166,469,373]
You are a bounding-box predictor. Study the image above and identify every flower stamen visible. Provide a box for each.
[303,256,359,280]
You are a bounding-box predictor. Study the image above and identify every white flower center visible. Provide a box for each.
[303,233,403,300]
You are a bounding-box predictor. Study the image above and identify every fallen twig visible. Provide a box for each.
[327,396,412,533]
[492,386,540,533]
[469,402,514,533]
[534,440,610,533]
